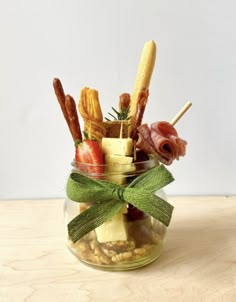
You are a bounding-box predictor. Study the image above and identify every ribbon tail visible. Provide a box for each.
[68,200,124,243]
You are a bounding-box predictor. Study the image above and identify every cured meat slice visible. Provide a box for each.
[136,121,187,165]
[136,123,156,155]
[150,132,177,165]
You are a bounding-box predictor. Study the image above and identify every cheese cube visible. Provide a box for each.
[95,211,127,243]
[104,154,135,185]
[102,138,133,156]
[105,154,135,172]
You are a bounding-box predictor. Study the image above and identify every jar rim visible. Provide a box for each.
[71,155,158,168]
[71,155,159,178]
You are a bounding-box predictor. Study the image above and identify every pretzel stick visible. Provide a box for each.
[53,78,70,128]
[65,95,83,142]
[170,101,192,126]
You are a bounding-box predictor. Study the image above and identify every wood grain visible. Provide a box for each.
[0,197,235,302]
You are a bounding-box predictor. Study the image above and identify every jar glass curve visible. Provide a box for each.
[64,157,167,271]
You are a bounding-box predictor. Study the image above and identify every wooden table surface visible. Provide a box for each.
[0,196,235,302]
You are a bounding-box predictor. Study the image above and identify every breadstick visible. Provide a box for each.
[65,95,83,142]
[129,40,156,135]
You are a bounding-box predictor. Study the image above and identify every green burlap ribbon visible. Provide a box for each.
[66,164,174,243]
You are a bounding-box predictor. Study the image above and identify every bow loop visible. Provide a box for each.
[128,164,174,192]
[67,174,117,203]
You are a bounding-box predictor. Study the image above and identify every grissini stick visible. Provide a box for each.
[129,40,156,135]
[65,94,83,142]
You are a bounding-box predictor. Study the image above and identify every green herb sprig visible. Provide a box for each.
[105,106,131,121]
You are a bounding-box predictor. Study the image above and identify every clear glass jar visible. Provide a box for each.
[64,157,168,271]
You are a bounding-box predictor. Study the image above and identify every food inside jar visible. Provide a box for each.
[67,206,165,266]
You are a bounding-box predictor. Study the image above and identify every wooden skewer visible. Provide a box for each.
[133,140,137,162]
[119,120,124,139]
[170,101,192,126]
[88,120,92,139]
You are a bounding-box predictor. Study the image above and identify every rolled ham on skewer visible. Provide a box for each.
[136,121,187,165]
[135,123,156,155]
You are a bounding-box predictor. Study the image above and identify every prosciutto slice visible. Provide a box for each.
[136,121,187,165]
[134,124,155,155]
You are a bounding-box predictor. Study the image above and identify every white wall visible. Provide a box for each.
[0,0,235,199]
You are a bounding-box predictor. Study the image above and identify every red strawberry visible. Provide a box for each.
[75,140,104,175]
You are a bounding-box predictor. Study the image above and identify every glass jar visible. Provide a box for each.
[64,157,168,271]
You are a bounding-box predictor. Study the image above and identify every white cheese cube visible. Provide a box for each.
[102,138,133,156]
[95,211,127,243]
[105,154,135,172]
[104,154,135,185]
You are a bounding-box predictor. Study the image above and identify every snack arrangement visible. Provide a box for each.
[53,40,191,270]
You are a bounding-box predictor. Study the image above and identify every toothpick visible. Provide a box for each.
[133,140,137,162]
[88,120,92,139]
[119,120,124,138]
[170,101,192,126]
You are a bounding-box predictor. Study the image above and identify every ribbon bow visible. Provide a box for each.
[66,164,174,243]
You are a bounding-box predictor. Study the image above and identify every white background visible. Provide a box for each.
[0,0,235,199]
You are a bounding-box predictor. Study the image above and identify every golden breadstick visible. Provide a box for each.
[79,87,106,141]
[129,40,156,135]
[65,95,83,142]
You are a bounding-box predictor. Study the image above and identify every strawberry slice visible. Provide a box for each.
[75,140,104,175]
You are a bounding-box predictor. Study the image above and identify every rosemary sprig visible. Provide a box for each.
[105,106,131,121]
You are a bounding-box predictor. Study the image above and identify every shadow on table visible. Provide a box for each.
[134,213,234,273]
